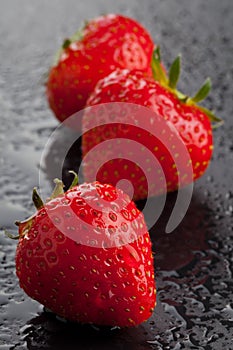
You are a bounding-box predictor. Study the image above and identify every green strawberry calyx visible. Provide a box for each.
[151,47,223,128]
[5,171,79,240]
[53,27,84,66]
[34,170,79,208]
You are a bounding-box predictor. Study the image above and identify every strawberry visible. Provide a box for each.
[82,48,222,200]
[14,173,156,327]
[46,14,156,124]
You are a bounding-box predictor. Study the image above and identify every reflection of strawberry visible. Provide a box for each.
[14,174,156,327]
[46,14,155,123]
[148,193,208,272]
[82,48,222,200]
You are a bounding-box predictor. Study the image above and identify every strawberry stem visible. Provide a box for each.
[32,188,44,210]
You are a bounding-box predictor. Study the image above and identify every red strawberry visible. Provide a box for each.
[82,48,222,200]
[46,14,156,124]
[14,173,156,327]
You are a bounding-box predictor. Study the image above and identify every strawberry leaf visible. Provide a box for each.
[198,105,223,125]
[191,78,211,103]
[50,179,65,200]
[62,39,72,49]
[70,29,83,43]
[168,54,181,89]
[4,230,20,240]
[53,29,83,66]
[32,188,44,210]
[69,170,79,189]
[151,47,168,86]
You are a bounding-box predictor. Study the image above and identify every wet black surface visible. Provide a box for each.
[0,0,233,349]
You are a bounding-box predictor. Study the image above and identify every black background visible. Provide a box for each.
[0,0,233,349]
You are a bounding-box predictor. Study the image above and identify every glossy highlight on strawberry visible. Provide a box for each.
[46,14,155,124]
[14,176,156,327]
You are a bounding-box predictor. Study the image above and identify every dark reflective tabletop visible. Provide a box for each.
[0,1,232,349]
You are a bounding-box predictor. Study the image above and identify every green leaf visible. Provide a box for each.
[154,46,161,61]
[198,105,223,125]
[70,29,83,43]
[151,47,168,85]
[4,230,20,240]
[50,179,64,200]
[62,38,72,49]
[53,28,83,66]
[68,170,79,189]
[168,54,181,89]
[212,120,224,129]
[191,78,212,103]
[32,188,44,210]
